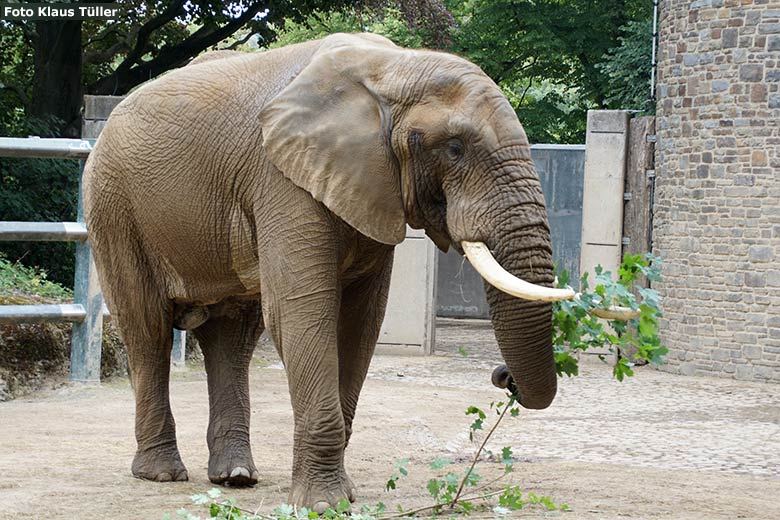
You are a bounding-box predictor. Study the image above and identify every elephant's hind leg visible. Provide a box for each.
[92,230,187,482]
[193,299,263,487]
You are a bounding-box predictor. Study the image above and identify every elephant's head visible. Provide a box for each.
[260,33,575,410]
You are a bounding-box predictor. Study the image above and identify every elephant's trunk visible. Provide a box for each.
[479,213,558,410]
[486,286,556,409]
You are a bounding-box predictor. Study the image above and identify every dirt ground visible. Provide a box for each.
[1,318,779,520]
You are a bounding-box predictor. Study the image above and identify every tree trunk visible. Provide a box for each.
[30,20,83,137]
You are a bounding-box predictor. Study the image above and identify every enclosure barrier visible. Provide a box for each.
[0,137,185,382]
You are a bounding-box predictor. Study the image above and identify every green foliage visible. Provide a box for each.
[552,253,667,380]
[0,21,33,128]
[0,254,72,299]
[269,10,362,48]
[269,6,427,49]
[598,19,655,112]
[0,255,126,400]
[503,80,590,144]
[0,115,79,284]
[175,399,566,520]
[384,457,409,491]
[449,0,652,143]
[465,405,485,440]
[496,487,568,512]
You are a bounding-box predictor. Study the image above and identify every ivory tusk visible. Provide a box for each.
[461,241,576,302]
[462,241,642,319]
[585,303,641,320]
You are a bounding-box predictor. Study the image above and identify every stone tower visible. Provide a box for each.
[654,0,780,381]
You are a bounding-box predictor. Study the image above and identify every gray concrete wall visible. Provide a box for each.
[437,144,586,318]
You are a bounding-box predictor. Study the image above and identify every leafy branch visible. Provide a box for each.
[174,398,567,520]
[553,253,667,381]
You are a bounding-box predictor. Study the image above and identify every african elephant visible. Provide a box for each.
[82,32,576,512]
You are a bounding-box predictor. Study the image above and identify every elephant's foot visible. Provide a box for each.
[289,473,353,514]
[132,446,188,482]
[208,450,259,487]
[340,466,357,503]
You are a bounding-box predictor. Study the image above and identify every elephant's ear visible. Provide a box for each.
[259,36,406,245]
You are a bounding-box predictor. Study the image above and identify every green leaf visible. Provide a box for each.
[539,495,558,510]
[445,472,460,489]
[429,456,452,470]
[457,346,469,357]
[466,406,486,419]
[553,253,665,381]
[498,486,526,510]
[458,500,475,512]
[464,468,482,486]
[335,498,351,514]
[613,357,635,381]
[501,446,514,470]
[427,478,442,499]
[274,504,295,517]
[190,494,211,506]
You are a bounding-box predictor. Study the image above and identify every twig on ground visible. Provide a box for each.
[380,399,517,519]
[451,398,513,505]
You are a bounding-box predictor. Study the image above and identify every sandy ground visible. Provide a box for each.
[1,318,779,520]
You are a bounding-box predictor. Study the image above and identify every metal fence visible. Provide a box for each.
[0,137,185,382]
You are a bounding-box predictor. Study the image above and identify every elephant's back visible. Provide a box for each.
[83,39,323,303]
[87,39,323,192]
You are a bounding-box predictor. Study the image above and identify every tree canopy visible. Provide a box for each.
[0,0,654,282]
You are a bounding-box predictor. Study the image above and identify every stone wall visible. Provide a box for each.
[654,0,780,381]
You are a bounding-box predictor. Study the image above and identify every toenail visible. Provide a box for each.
[230,467,250,478]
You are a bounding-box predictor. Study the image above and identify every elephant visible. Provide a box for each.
[82,32,578,512]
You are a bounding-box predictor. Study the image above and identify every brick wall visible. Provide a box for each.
[654,0,780,381]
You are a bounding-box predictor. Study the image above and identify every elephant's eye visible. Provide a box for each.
[445,139,464,162]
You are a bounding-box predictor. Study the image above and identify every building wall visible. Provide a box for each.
[654,0,780,381]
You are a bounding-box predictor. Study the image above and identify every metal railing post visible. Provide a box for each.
[0,131,187,381]
[171,330,186,367]
[69,156,103,382]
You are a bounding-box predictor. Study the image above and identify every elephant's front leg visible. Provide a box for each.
[261,246,349,512]
[337,249,394,501]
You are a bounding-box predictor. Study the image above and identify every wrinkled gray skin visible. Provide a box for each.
[83,33,556,512]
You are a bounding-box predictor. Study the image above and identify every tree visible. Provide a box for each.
[2,0,356,137]
[448,0,652,143]
[0,0,356,283]
[597,19,654,113]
